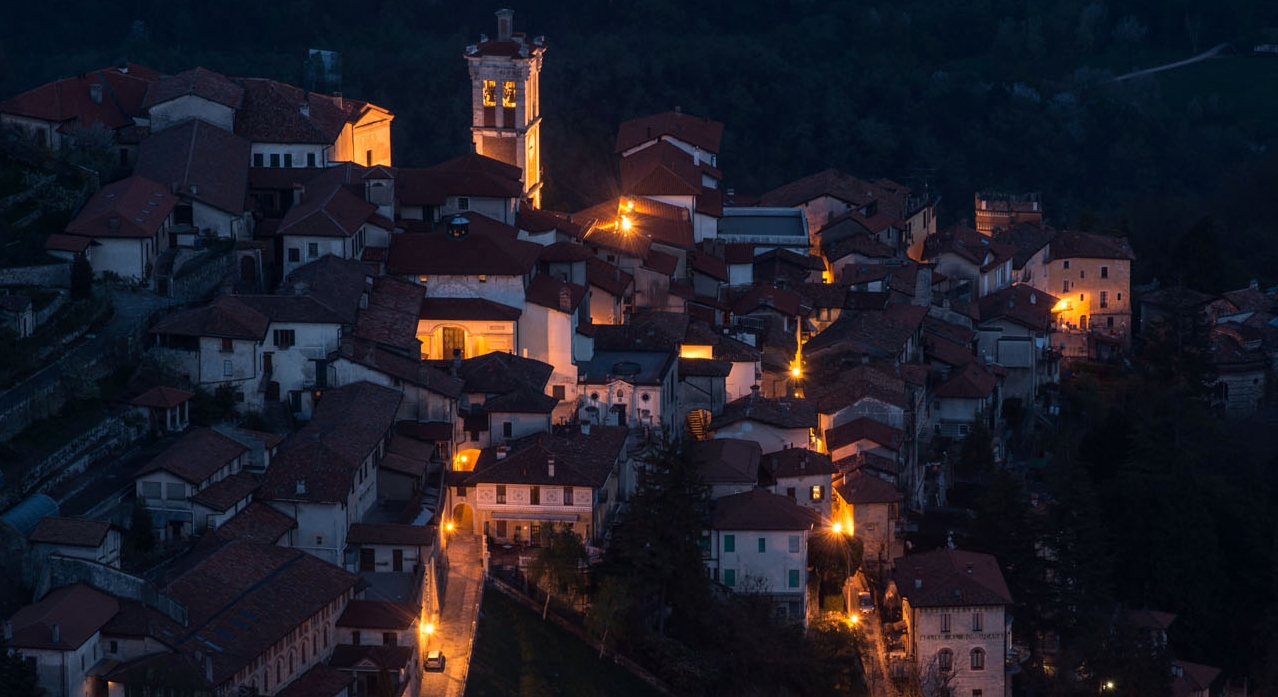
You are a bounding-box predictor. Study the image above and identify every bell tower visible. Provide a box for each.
[465,9,546,207]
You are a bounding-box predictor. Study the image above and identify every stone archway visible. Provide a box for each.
[452,503,475,532]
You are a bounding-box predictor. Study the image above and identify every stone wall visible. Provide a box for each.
[0,263,70,288]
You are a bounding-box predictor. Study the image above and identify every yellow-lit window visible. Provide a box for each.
[502,81,516,108]
[482,80,496,107]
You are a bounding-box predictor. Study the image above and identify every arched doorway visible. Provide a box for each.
[452,503,474,532]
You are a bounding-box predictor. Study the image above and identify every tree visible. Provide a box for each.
[527,524,587,600]
[70,254,93,300]
[0,647,39,697]
[809,530,864,598]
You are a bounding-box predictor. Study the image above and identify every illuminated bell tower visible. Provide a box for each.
[465,9,546,207]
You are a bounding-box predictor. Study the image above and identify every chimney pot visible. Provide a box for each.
[296,479,306,495]
[51,623,60,644]
[914,578,922,590]
[547,457,554,477]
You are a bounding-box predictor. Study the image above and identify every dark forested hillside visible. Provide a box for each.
[3,1,1277,278]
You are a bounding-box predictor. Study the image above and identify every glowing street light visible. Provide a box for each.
[620,215,633,232]
[847,613,859,626]
[831,522,844,535]
[444,521,456,533]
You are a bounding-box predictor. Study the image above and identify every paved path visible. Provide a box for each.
[422,533,484,697]
[1110,42,1228,82]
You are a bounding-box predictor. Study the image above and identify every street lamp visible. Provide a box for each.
[422,621,436,652]
[444,521,456,534]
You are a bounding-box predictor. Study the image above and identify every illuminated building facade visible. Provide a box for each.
[465,9,546,207]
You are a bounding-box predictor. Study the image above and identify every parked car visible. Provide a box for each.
[858,591,875,614]
[424,650,446,671]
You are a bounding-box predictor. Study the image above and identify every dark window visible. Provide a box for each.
[503,421,513,438]
[270,153,280,168]
[383,632,397,647]
[531,486,540,505]
[1101,266,1109,278]
[1080,269,1086,279]
[119,148,129,166]
[307,242,319,258]
[288,248,300,262]
[724,569,736,586]
[552,385,565,400]
[757,537,766,553]
[360,548,375,571]
[352,631,361,646]
[284,153,293,167]
[273,329,295,348]
[253,153,264,167]
[455,485,468,497]
[307,153,316,167]
[786,487,796,500]
[496,485,506,504]
[972,613,983,632]
[1062,260,1070,270]
[563,486,573,504]
[174,204,194,226]
[938,649,953,672]
[724,534,735,552]
[221,338,233,352]
[971,648,986,671]
[788,569,800,587]
[458,196,470,210]
[365,150,373,166]
[940,613,951,632]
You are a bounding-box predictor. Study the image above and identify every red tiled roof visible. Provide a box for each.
[1049,229,1136,261]
[730,284,807,317]
[525,274,587,312]
[679,357,732,377]
[892,548,1012,607]
[353,276,425,352]
[615,110,723,155]
[620,140,704,196]
[1,64,158,130]
[143,67,243,109]
[643,248,679,275]
[835,468,902,504]
[44,233,93,253]
[28,516,111,547]
[518,206,583,237]
[825,417,904,452]
[188,471,258,512]
[397,154,523,205]
[162,541,360,685]
[135,427,248,484]
[431,350,553,396]
[134,119,250,214]
[260,382,402,504]
[277,181,377,238]
[977,283,1058,330]
[150,295,270,340]
[1172,661,1221,697]
[234,78,387,145]
[578,196,695,251]
[346,523,435,547]
[65,175,177,239]
[130,386,195,409]
[281,254,374,324]
[714,395,816,429]
[724,243,755,264]
[461,426,628,488]
[823,231,896,262]
[388,217,541,276]
[689,251,729,282]
[213,501,297,544]
[538,240,594,262]
[275,663,354,697]
[586,257,633,297]
[481,386,559,414]
[9,583,119,650]
[711,489,818,531]
[933,362,998,399]
[759,169,875,208]
[993,222,1057,269]
[691,438,762,484]
[807,364,909,413]
[922,225,1016,272]
[925,331,978,368]
[762,448,836,478]
[336,600,419,629]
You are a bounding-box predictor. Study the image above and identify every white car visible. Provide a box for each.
[424,650,446,671]
[857,591,875,614]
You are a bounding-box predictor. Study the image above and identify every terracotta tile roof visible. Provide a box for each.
[835,468,901,504]
[237,295,347,325]
[248,166,326,190]
[730,284,808,317]
[130,386,194,409]
[482,385,559,414]
[925,331,978,368]
[643,248,679,275]
[822,231,896,262]
[922,225,1017,272]
[577,196,695,250]
[1,64,158,129]
[696,186,723,217]
[1172,661,1221,697]
[759,169,878,208]
[9,583,119,650]
[213,501,297,544]
[44,233,93,253]
[65,175,178,239]
[807,364,908,413]
[461,426,628,487]
[346,523,435,547]
[714,334,763,362]
[352,276,425,352]
[525,274,587,312]
[692,438,762,484]
[753,248,824,286]
[388,217,541,276]
[833,451,899,479]
[538,241,594,263]
[711,489,818,531]
[380,451,427,479]
[803,306,921,359]
[892,548,1012,607]
[135,427,248,484]
[762,448,836,478]
[933,362,998,399]
[162,541,360,685]
[329,643,414,671]
[586,257,633,297]
[435,350,553,395]
[101,598,184,640]
[143,67,243,109]
[591,311,688,351]
[260,382,402,503]
[724,243,755,264]
[715,395,816,430]
[677,357,730,378]
[993,222,1057,269]
[518,206,583,237]
[977,284,1057,330]
[1048,229,1136,261]
[234,78,387,145]
[619,140,704,196]
[465,30,548,59]
[419,296,522,321]
[188,471,258,512]
[281,254,373,324]
[150,295,269,340]
[1217,285,1276,314]
[336,600,419,629]
[396,154,523,206]
[134,119,250,214]
[277,181,377,238]
[615,110,723,155]
[689,251,729,281]
[825,417,904,453]
[1126,608,1177,630]
[793,281,850,309]
[396,420,454,442]
[275,663,354,697]
[28,516,112,547]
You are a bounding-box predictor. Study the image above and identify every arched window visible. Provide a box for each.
[302,639,308,663]
[971,648,986,671]
[264,670,269,691]
[937,649,954,672]
[276,658,282,683]
[288,649,295,674]
[324,626,329,647]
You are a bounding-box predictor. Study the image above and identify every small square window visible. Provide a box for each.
[757,537,766,553]
[788,569,800,587]
[788,535,800,553]
[1062,260,1070,270]
[810,485,824,501]
[223,359,233,377]
[269,153,280,168]
[284,153,293,168]
[307,242,319,258]
[288,248,300,263]
[221,338,233,352]
[458,196,470,210]
[724,534,735,552]
[253,153,264,167]
[307,153,316,167]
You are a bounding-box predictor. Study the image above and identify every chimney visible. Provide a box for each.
[496,444,508,459]
[1250,278,1259,291]
[51,623,60,644]
[966,563,973,575]
[190,184,198,196]
[914,578,922,590]
[2,620,10,641]
[334,92,343,109]
[547,457,554,477]
[580,422,591,435]
[300,101,310,117]
[109,216,120,233]
[296,479,306,495]
[558,285,573,312]
[89,83,103,104]
[496,8,514,41]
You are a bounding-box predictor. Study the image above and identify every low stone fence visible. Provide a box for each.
[0,263,70,288]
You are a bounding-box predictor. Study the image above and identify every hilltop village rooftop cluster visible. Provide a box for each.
[2,9,1274,697]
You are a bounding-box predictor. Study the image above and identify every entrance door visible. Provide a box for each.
[441,327,466,360]
[360,548,375,572]
[392,549,403,572]
[240,255,256,283]
[263,352,273,375]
